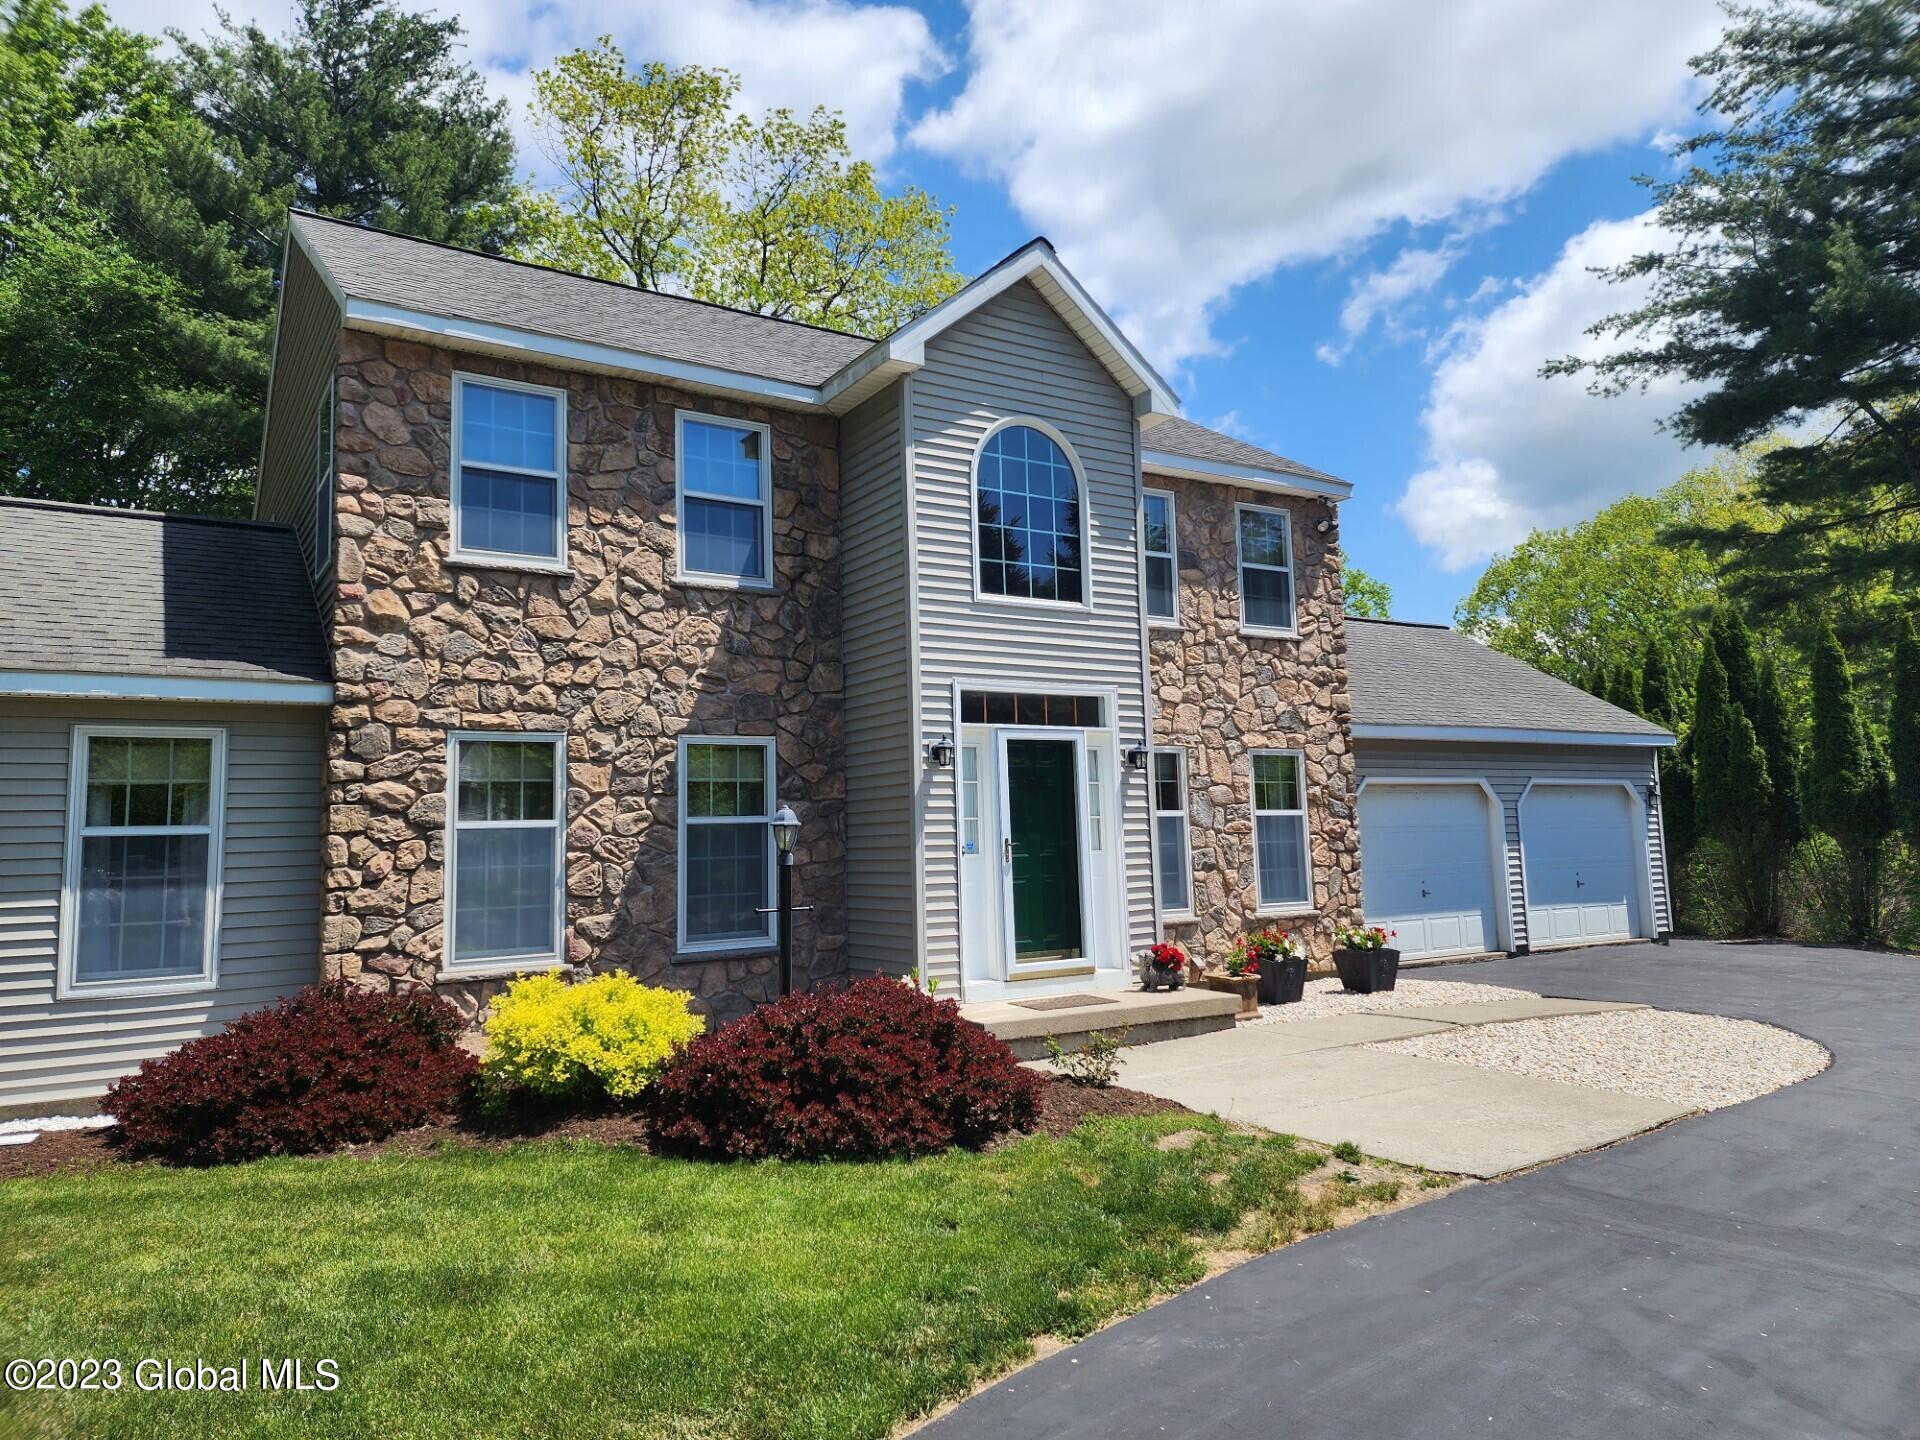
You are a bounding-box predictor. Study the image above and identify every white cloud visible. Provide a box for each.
[1316,243,1460,365]
[914,0,1724,369]
[1396,211,1705,570]
[124,0,943,171]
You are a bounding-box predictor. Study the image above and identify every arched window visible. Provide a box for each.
[974,423,1085,604]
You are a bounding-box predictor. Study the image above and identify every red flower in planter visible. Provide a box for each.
[1147,942,1187,971]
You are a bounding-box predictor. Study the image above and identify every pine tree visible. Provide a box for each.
[1751,654,1803,932]
[1583,663,1608,700]
[1711,608,1760,722]
[1892,615,1920,847]
[1805,620,1895,941]
[1693,643,1775,934]
[1605,662,1644,717]
[1641,638,1678,730]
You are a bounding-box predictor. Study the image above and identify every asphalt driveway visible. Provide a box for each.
[923,940,1920,1440]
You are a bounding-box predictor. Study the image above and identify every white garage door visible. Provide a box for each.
[1522,785,1641,948]
[1358,785,1500,960]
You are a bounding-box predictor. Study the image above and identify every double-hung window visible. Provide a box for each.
[447,735,565,971]
[678,736,776,952]
[1151,749,1191,915]
[312,378,335,576]
[676,412,773,587]
[1143,489,1178,625]
[1236,503,1297,634]
[1252,751,1310,910]
[62,728,226,997]
[451,374,567,567]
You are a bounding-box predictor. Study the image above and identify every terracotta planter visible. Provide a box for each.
[1201,970,1261,1018]
[1333,946,1401,994]
[1256,953,1308,1005]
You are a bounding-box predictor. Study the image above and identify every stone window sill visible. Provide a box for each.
[674,943,779,964]
[444,554,575,579]
[437,959,567,983]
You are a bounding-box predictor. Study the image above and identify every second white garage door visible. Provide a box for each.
[1521,784,1641,948]
[1358,784,1500,960]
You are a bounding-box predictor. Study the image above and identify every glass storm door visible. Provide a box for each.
[997,731,1088,967]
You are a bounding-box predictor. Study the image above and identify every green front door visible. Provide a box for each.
[1004,737,1084,960]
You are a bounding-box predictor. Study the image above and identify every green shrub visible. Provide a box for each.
[482,972,704,1106]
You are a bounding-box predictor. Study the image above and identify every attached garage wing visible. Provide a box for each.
[1521,784,1643,948]
[1357,784,1502,961]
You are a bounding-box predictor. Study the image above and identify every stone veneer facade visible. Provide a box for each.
[321,333,848,1024]
[1146,473,1364,969]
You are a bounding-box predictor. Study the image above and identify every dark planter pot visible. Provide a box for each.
[1142,963,1187,992]
[1333,947,1401,994]
[1256,953,1308,1005]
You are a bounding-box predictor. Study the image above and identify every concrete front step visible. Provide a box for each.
[962,987,1241,1061]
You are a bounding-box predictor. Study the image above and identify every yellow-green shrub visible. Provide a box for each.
[481,972,704,1105]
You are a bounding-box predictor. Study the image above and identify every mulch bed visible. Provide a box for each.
[0,1079,1192,1181]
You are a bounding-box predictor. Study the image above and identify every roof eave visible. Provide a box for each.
[1350,722,1676,748]
[0,670,336,706]
[822,239,1183,419]
[1143,450,1352,502]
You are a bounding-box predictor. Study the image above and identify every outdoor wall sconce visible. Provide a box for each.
[1124,743,1150,772]
[927,734,955,769]
[1315,517,1331,534]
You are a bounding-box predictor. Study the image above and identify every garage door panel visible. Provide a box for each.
[1359,786,1500,961]
[1522,786,1639,948]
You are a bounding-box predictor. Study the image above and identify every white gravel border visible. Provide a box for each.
[0,1114,112,1141]
[1372,1008,1831,1112]
[1248,975,1539,1025]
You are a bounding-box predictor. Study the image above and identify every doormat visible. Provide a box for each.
[1009,993,1119,1012]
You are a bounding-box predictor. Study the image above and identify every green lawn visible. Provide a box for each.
[0,1115,1381,1440]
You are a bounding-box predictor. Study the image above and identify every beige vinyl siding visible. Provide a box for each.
[255,240,344,595]
[1353,739,1671,951]
[909,280,1154,992]
[0,699,325,1114]
[838,383,920,976]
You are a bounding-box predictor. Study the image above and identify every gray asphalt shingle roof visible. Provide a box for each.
[1143,416,1342,484]
[292,211,875,388]
[0,499,330,686]
[1346,618,1670,740]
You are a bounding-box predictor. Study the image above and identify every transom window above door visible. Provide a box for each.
[451,374,567,567]
[677,413,773,588]
[974,422,1086,605]
[959,691,1103,727]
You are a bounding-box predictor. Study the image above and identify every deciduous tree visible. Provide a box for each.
[1342,566,1392,619]
[520,43,963,336]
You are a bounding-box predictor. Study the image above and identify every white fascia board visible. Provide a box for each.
[1142,450,1353,502]
[0,671,336,706]
[343,299,828,411]
[1351,723,1676,748]
[850,241,1181,418]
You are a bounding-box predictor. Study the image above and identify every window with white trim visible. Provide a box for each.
[1151,749,1191,915]
[451,374,567,566]
[312,378,334,576]
[961,745,982,855]
[1252,751,1310,909]
[1143,489,1177,624]
[1237,504,1296,634]
[975,422,1085,604]
[64,729,225,994]
[676,412,773,586]
[678,736,776,951]
[447,735,564,969]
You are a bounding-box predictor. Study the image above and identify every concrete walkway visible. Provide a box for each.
[1113,996,1686,1177]
[924,941,1919,1440]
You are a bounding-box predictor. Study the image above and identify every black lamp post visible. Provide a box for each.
[770,804,800,995]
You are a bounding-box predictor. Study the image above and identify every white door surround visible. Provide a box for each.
[1517,780,1650,949]
[954,687,1125,1004]
[1356,778,1509,960]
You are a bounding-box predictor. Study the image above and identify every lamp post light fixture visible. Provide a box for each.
[769,804,803,997]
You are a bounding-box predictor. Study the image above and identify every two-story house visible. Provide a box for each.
[0,212,1674,1113]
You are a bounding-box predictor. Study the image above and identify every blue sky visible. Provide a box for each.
[132,0,1733,621]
